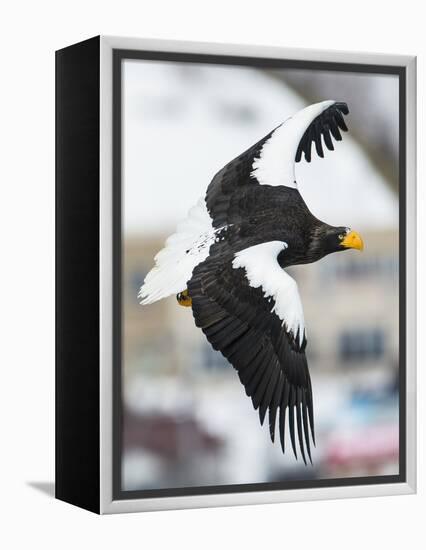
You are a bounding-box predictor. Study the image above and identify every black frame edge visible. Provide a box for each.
[55,35,101,514]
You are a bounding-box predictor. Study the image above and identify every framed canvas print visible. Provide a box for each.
[55,36,416,514]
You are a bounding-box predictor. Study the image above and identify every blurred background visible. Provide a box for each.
[121,59,399,491]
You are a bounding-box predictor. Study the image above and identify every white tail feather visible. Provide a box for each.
[139,198,217,305]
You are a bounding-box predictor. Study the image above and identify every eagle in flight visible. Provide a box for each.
[139,100,364,464]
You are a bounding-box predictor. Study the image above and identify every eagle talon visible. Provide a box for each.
[177,290,192,307]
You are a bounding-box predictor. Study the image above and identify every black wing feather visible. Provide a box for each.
[269,373,284,442]
[323,125,334,151]
[259,367,279,426]
[205,101,349,230]
[188,254,315,461]
[313,121,324,158]
[296,102,349,163]
[205,131,273,228]
[302,390,312,463]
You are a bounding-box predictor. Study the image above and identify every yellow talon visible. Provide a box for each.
[177,289,192,307]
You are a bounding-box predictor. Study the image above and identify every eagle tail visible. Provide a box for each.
[138,198,215,305]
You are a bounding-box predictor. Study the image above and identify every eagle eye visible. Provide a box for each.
[338,234,344,241]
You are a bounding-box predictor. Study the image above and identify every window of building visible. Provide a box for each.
[320,256,398,283]
[339,328,385,362]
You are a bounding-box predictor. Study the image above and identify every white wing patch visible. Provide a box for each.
[232,241,305,347]
[139,198,227,305]
[251,100,335,189]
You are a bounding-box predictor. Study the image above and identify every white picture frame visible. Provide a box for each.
[55,35,416,514]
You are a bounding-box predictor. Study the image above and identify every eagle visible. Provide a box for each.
[139,100,364,464]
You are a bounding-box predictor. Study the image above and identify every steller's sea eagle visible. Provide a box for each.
[139,100,364,464]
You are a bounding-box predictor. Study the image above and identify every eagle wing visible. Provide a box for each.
[206,100,349,228]
[188,240,314,463]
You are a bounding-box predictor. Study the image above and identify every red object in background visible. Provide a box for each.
[123,408,223,460]
[326,424,399,468]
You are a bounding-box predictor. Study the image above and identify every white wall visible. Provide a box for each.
[1,1,424,549]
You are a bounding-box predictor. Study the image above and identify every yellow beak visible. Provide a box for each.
[341,230,364,251]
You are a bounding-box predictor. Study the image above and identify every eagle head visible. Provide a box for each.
[308,225,364,262]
